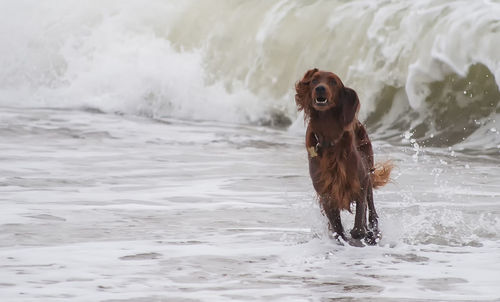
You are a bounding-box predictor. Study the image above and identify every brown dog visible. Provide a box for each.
[295,68,392,245]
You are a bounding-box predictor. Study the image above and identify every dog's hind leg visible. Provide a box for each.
[365,185,382,245]
[367,185,378,230]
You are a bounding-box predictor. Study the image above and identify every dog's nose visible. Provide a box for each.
[315,85,326,94]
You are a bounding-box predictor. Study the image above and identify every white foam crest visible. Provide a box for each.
[0,1,272,124]
[403,1,500,109]
[1,0,499,129]
[335,1,500,115]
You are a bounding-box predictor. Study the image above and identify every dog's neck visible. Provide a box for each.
[309,107,350,146]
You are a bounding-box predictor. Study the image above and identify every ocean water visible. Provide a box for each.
[1,1,500,301]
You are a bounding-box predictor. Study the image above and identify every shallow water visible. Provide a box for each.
[1,108,499,301]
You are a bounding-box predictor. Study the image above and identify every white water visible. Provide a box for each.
[1,1,499,146]
[1,108,499,301]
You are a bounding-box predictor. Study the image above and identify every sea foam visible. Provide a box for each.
[1,0,499,148]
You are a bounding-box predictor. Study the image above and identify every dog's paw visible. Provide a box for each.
[364,229,382,246]
[329,232,347,245]
[347,238,366,247]
[350,227,366,240]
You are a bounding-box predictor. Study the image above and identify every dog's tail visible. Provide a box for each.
[371,161,393,189]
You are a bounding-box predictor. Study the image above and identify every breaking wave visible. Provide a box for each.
[0,0,499,151]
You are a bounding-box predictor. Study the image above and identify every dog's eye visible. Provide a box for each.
[330,79,337,86]
[311,79,319,85]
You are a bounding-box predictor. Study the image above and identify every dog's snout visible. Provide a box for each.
[315,85,326,94]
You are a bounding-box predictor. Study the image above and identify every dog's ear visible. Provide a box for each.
[299,68,318,84]
[295,68,318,117]
[340,87,360,129]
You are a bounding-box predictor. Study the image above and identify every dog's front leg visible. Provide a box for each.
[323,200,346,241]
[350,197,367,240]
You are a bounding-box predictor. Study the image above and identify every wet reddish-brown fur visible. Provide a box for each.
[295,68,392,241]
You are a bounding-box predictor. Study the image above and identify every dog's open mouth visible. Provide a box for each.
[315,97,328,105]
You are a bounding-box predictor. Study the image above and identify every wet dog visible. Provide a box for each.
[295,68,392,245]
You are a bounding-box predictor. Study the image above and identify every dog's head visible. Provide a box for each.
[295,68,359,128]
